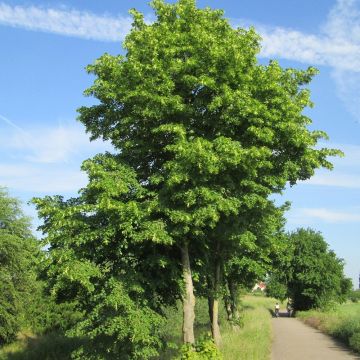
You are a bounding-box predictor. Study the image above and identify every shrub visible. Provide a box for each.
[178,335,223,359]
[349,332,360,352]
[349,290,360,303]
[331,318,360,345]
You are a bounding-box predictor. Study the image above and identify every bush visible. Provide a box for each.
[349,290,360,303]
[331,318,360,345]
[349,332,360,352]
[178,335,223,359]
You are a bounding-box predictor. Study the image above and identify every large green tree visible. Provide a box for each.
[0,188,40,344]
[77,0,340,344]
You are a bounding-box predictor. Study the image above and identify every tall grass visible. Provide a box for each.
[220,295,273,360]
[297,302,360,353]
[159,294,274,359]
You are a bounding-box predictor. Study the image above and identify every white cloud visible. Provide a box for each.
[0,3,132,41]
[304,173,360,188]
[329,143,360,167]
[0,117,113,194]
[258,26,360,72]
[0,163,88,193]
[1,0,359,73]
[0,118,113,163]
[323,0,360,44]
[231,0,360,74]
[300,208,360,223]
[295,143,360,188]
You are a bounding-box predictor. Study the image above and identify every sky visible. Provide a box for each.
[0,0,359,287]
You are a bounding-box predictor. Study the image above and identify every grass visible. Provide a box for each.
[159,294,274,359]
[220,295,274,360]
[297,302,360,354]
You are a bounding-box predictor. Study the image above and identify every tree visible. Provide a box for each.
[76,0,341,345]
[221,201,288,328]
[267,228,352,310]
[289,228,351,310]
[0,188,40,344]
[33,154,180,359]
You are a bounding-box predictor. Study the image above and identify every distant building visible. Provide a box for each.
[252,281,266,292]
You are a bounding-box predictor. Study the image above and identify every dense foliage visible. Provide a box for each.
[33,154,180,359]
[349,290,360,303]
[0,188,41,344]
[266,228,352,310]
[76,0,339,345]
[32,0,343,355]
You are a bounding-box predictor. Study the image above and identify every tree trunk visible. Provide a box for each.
[181,241,195,344]
[229,280,240,331]
[210,259,222,346]
[208,296,214,325]
[224,293,232,321]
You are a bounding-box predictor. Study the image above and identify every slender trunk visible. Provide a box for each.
[181,241,195,344]
[224,295,232,321]
[210,258,221,346]
[207,293,213,323]
[229,280,240,330]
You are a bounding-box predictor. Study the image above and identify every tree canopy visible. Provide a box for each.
[266,228,352,310]
[34,0,343,353]
[0,188,40,344]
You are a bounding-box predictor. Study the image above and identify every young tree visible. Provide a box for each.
[0,188,40,344]
[63,0,340,345]
[33,154,180,359]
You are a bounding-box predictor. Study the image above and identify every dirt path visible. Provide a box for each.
[271,311,360,360]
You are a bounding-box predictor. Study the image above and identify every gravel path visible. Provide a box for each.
[271,311,360,360]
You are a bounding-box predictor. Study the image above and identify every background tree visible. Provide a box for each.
[289,228,351,310]
[0,188,41,344]
[77,0,341,345]
[267,228,352,310]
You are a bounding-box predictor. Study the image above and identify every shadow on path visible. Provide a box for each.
[268,309,292,318]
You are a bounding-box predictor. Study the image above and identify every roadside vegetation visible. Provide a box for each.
[0,0,352,358]
[297,301,360,354]
[0,294,274,360]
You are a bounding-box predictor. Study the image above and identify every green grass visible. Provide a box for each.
[220,295,273,360]
[159,294,274,359]
[297,302,360,353]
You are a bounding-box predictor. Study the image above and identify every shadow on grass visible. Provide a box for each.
[1,333,85,360]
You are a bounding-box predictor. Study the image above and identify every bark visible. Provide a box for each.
[210,258,222,346]
[208,296,214,325]
[229,279,240,331]
[181,241,195,344]
[224,294,232,321]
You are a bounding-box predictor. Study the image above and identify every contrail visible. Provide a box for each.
[0,114,28,134]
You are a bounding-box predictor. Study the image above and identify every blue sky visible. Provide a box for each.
[0,0,359,287]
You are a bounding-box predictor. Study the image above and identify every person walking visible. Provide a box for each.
[275,302,280,317]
